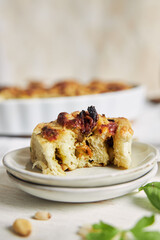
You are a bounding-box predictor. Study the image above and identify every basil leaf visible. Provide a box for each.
[139,182,160,210]
[86,229,119,240]
[131,215,155,233]
[133,231,160,240]
[80,215,160,240]
[86,221,119,240]
[92,221,117,231]
[131,215,160,240]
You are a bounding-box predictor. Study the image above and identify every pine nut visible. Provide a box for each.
[13,218,32,237]
[34,211,51,220]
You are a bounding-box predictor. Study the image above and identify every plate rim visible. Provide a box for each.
[3,141,159,182]
[6,164,158,191]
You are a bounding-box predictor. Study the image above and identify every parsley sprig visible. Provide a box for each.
[79,215,160,240]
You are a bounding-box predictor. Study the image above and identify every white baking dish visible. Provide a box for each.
[0,85,145,136]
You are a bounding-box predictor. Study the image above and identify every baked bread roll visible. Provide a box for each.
[30,106,133,176]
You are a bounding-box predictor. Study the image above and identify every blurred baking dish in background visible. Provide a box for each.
[0,80,145,136]
[0,80,131,100]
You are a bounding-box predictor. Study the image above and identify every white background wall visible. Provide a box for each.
[0,0,160,91]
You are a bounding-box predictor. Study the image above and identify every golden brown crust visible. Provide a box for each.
[86,80,130,94]
[0,80,132,100]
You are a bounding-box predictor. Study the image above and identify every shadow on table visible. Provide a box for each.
[131,195,160,214]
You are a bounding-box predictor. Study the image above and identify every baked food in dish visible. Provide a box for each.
[30,106,133,176]
[0,80,131,101]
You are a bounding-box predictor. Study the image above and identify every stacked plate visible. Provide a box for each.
[3,142,159,203]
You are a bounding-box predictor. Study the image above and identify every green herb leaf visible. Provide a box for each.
[139,182,160,210]
[86,229,119,240]
[131,215,155,233]
[86,221,119,240]
[92,221,117,231]
[80,215,160,240]
[130,215,160,240]
[132,231,160,240]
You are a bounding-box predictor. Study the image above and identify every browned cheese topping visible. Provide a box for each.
[41,126,59,141]
[41,106,120,145]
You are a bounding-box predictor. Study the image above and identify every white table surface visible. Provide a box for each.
[0,101,160,240]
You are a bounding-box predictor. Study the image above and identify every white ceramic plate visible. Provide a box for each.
[3,142,158,187]
[7,164,158,203]
[0,85,145,135]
